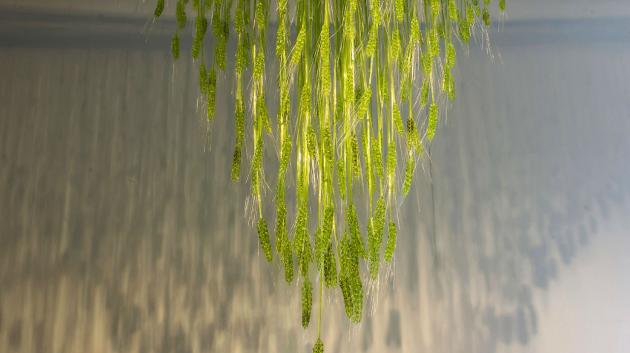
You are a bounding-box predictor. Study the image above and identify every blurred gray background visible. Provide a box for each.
[1,1,630,352]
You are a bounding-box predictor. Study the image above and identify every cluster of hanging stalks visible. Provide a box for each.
[154,0,504,351]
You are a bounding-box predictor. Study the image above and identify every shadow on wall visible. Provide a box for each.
[1,17,630,353]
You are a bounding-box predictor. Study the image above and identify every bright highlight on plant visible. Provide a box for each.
[154,0,504,351]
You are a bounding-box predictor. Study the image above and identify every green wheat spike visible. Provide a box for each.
[313,338,324,353]
[395,0,404,22]
[337,159,346,200]
[421,52,432,77]
[371,136,383,179]
[171,32,180,60]
[276,201,294,283]
[365,24,378,58]
[368,222,379,278]
[231,147,241,181]
[324,242,337,287]
[199,63,208,95]
[254,50,265,81]
[448,0,459,21]
[467,6,476,27]
[192,16,208,59]
[351,133,360,178]
[410,15,421,44]
[385,221,397,262]
[459,10,471,44]
[339,274,354,319]
[393,102,405,135]
[356,88,372,120]
[235,97,245,146]
[446,42,456,69]
[207,67,216,121]
[421,79,429,106]
[276,20,287,58]
[302,278,312,328]
[176,0,187,29]
[251,138,263,195]
[154,0,164,18]
[349,271,363,323]
[257,218,273,262]
[322,206,334,247]
[323,130,333,164]
[280,136,292,174]
[375,197,386,235]
[430,0,441,19]
[255,0,265,30]
[319,17,331,92]
[482,8,491,26]
[403,155,415,196]
[407,117,420,151]
[290,23,307,68]
[387,141,397,178]
[348,204,366,258]
[427,103,438,141]
[390,27,401,62]
[307,127,318,157]
[429,28,440,58]
[295,205,311,277]
[500,0,506,11]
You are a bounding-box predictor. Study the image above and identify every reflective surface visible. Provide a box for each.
[1,9,630,353]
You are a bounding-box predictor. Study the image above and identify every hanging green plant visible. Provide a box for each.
[153,0,504,351]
